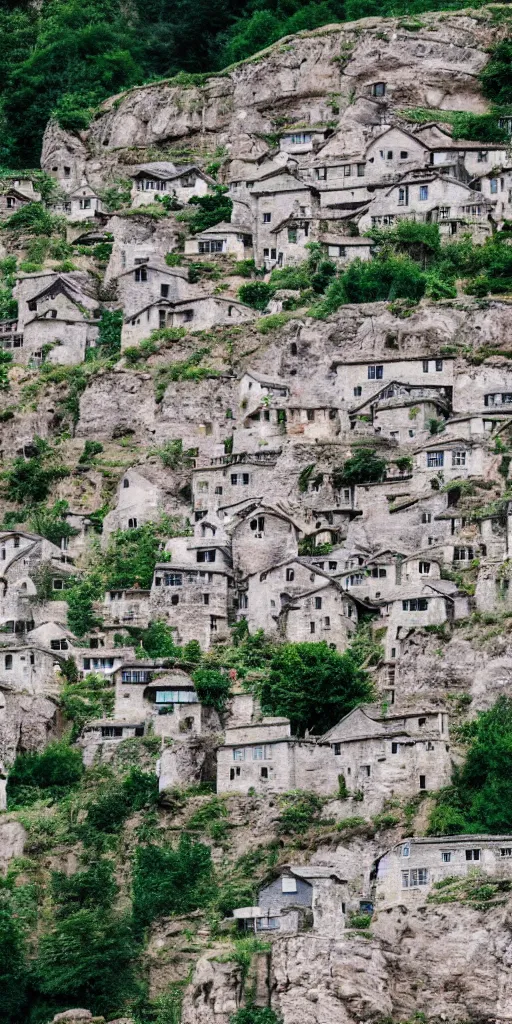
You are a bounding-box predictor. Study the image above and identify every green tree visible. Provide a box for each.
[188,185,232,233]
[260,641,373,735]
[132,834,213,930]
[60,671,115,740]
[3,437,69,504]
[340,447,387,485]
[429,696,512,834]
[192,667,231,711]
[7,740,83,809]
[238,281,273,310]
[0,904,28,1023]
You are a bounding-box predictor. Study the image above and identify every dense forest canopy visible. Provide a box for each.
[0,0,508,167]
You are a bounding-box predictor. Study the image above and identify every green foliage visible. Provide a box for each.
[188,185,232,233]
[481,40,512,107]
[28,499,79,546]
[103,519,170,590]
[2,436,69,504]
[340,447,387,485]
[82,767,158,849]
[230,1005,280,1023]
[132,834,213,931]
[153,349,218,401]
[50,859,118,917]
[0,904,28,1023]
[7,740,83,809]
[35,907,139,1018]
[259,641,373,735]
[277,790,325,834]
[78,439,104,465]
[238,281,273,310]
[66,570,105,637]
[3,202,63,236]
[95,308,123,358]
[60,672,116,740]
[150,437,197,469]
[428,696,512,834]
[235,258,257,277]
[312,254,426,317]
[133,620,180,659]
[192,667,231,711]
[347,911,372,929]
[0,349,12,391]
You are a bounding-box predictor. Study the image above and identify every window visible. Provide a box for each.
[362,765,371,777]
[307,409,315,422]
[439,206,451,220]
[465,849,480,861]
[435,359,443,371]
[261,766,269,779]
[183,310,194,322]
[53,579,64,591]
[419,561,430,575]
[419,775,426,790]
[402,598,428,611]
[427,451,444,468]
[370,567,387,578]
[500,848,512,857]
[250,516,265,537]
[391,742,399,754]
[402,843,410,857]
[263,212,271,223]
[286,568,295,581]
[310,621,315,634]
[452,450,466,467]
[398,186,409,206]
[418,717,426,727]
[419,185,429,201]
[79,198,91,209]
[50,639,68,651]
[372,82,386,97]
[368,365,383,380]
[288,228,297,243]
[198,239,223,254]
[203,593,210,605]
[229,767,240,779]
[314,596,322,609]
[171,594,179,606]
[422,359,429,373]
[400,150,409,159]
[421,512,432,523]
[128,518,138,529]
[477,151,488,162]
[329,561,337,570]
[316,167,327,180]
[354,386,362,397]
[333,742,341,755]
[210,615,218,632]
[454,547,473,562]
[134,267,147,282]
[402,868,428,888]
[252,746,264,760]
[281,877,297,893]
[164,573,182,586]
[357,163,366,176]
[197,550,215,563]
[5,654,12,670]
[161,284,169,298]
[343,164,351,177]
[441,851,452,863]
[233,748,245,761]
[324,616,331,628]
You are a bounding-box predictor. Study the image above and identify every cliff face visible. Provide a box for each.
[42,9,503,183]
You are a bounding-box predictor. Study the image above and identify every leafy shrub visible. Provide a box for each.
[82,768,158,848]
[347,911,372,929]
[132,834,214,930]
[277,791,325,835]
[50,859,118,917]
[78,439,104,464]
[60,672,115,740]
[3,437,69,503]
[230,1009,280,1024]
[0,905,28,1023]
[192,668,231,711]
[151,438,196,469]
[7,741,83,809]
[133,620,181,659]
[313,254,426,317]
[339,447,387,485]
[238,281,273,310]
[95,308,123,357]
[188,185,232,234]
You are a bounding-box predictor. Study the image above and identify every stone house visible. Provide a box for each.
[322,704,451,813]
[375,834,512,908]
[233,865,347,938]
[73,646,134,680]
[100,587,151,631]
[0,642,66,696]
[413,122,508,179]
[130,163,214,206]
[452,361,512,416]
[0,184,41,219]
[414,437,491,484]
[0,531,75,632]
[115,262,192,319]
[216,716,332,795]
[279,128,333,156]
[364,126,433,178]
[337,549,408,603]
[380,580,469,660]
[349,381,451,444]
[192,451,282,513]
[184,222,253,260]
[13,270,98,333]
[360,170,492,240]
[285,402,343,442]
[101,469,163,540]
[121,294,254,349]
[320,234,373,264]
[241,557,358,641]
[230,504,301,578]
[150,561,235,649]
[26,621,76,653]
[0,317,23,353]
[334,356,455,406]
[22,280,100,365]
[279,579,358,649]
[249,168,320,267]
[68,181,105,221]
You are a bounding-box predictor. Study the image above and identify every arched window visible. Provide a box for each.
[123,478,129,488]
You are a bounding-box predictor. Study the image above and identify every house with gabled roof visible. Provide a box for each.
[121,294,254,349]
[114,261,192,318]
[68,180,105,221]
[359,168,493,240]
[130,163,215,206]
[249,168,320,267]
[184,220,254,260]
